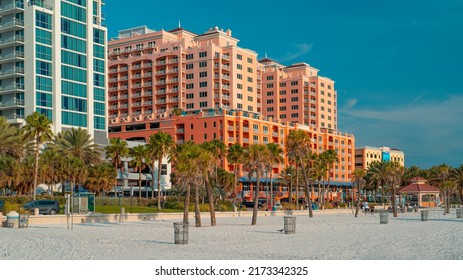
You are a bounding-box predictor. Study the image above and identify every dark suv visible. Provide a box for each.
[23,200,59,215]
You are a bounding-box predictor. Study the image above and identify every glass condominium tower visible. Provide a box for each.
[0,0,107,144]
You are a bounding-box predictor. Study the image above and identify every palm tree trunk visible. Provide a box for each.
[157,159,162,210]
[115,161,119,198]
[296,166,299,209]
[298,158,313,218]
[183,183,190,224]
[194,183,201,227]
[355,182,361,217]
[33,137,39,200]
[270,172,274,208]
[151,160,156,200]
[392,182,398,217]
[251,171,260,225]
[138,169,142,199]
[233,163,238,207]
[205,175,216,226]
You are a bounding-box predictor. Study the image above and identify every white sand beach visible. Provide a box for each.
[1,209,462,260]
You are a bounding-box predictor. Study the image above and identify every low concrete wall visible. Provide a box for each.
[0,208,355,226]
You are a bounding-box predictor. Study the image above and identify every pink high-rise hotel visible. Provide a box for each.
[107,26,355,183]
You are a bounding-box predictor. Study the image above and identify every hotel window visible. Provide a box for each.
[267,107,274,112]
[280,98,286,103]
[237,93,243,99]
[291,113,298,118]
[204,122,207,128]
[199,81,207,88]
[248,106,253,111]
[267,91,274,96]
[280,114,286,119]
[321,98,325,103]
[237,84,243,89]
[199,91,207,97]
[291,89,298,94]
[199,71,207,78]
[199,102,208,108]
[247,58,253,63]
[247,86,253,92]
[237,64,242,70]
[186,54,193,60]
[321,90,325,95]
[186,103,194,109]
[328,85,332,89]
[237,103,243,109]
[328,100,332,105]
[280,90,286,95]
[321,106,325,111]
[186,73,194,79]
[321,82,325,87]
[291,105,298,110]
[279,82,286,87]
[199,51,207,58]
[291,97,298,102]
[328,92,332,97]
[248,96,253,101]
[267,84,274,88]
[186,63,194,69]
[267,100,274,104]
[321,114,325,119]
[280,106,286,111]
[247,77,253,82]
[186,83,194,89]
[267,76,274,81]
[247,67,253,73]
[237,73,242,79]
[199,61,207,68]
[237,54,242,60]
[186,93,194,99]
[291,81,298,86]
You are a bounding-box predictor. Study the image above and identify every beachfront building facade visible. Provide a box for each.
[109,109,355,186]
[107,25,356,201]
[355,146,405,170]
[0,0,108,144]
[116,140,172,198]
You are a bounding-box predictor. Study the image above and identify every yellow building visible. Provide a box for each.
[355,146,405,170]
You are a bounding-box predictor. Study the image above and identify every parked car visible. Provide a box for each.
[23,200,59,215]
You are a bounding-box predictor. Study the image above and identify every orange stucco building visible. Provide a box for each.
[107,25,355,193]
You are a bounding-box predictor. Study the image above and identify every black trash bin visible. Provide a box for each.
[174,222,189,244]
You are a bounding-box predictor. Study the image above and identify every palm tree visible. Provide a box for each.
[64,157,89,212]
[146,132,174,210]
[451,164,463,203]
[86,162,117,210]
[320,149,339,209]
[0,156,18,196]
[385,161,405,217]
[266,143,283,209]
[244,144,270,225]
[367,161,389,204]
[429,164,452,214]
[174,142,204,226]
[353,169,366,217]
[286,130,314,217]
[280,165,296,204]
[105,137,129,197]
[21,112,53,200]
[52,128,102,165]
[129,145,148,199]
[227,143,245,207]
[201,140,224,226]
[0,116,25,159]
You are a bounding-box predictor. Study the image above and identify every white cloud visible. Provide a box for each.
[278,43,313,62]
[341,98,357,111]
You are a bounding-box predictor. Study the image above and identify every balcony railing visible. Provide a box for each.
[0,18,24,30]
[0,98,24,108]
[0,51,24,61]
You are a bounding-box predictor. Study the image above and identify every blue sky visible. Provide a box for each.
[105,0,463,168]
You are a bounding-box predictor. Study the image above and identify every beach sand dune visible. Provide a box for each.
[1,211,461,260]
